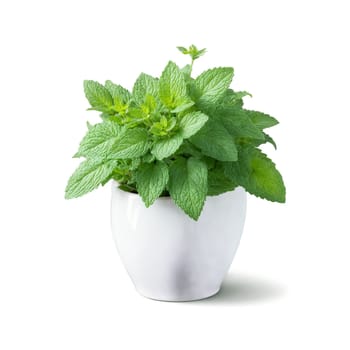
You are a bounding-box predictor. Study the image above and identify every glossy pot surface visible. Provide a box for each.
[111,182,247,301]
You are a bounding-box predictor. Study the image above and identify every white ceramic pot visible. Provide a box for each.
[111,181,247,301]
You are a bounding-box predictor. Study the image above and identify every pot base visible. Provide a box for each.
[135,286,221,302]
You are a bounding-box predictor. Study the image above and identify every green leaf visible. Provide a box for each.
[221,89,252,108]
[132,73,159,104]
[136,161,169,207]
[264,133,277,149]
[99,113,123,124]
[207,163,237,196]
[233,148,285,202]
[127,107,146,120]
[142,153,156,163]
[168,157,208,220]
[105,80,131,104]
[142,94,157,114]
[65,159,117,199]
[176,141,202,157]
[245,110,279,129]
[75,121,122,158]
[179,111,208,139]
[181,64,192,77]
[190,118,238,161]
[109,128,150,159]
[216,107,265,140]
[159,61,188,109]
[84,80,113,109]
[193,67,234,103]
[193,48,207,60]
[152,133,183,160]
[180,64,193,83]
[231,90,252,99]
[177,46,188,54]
[171,101,195,113]
[177,45,206,60]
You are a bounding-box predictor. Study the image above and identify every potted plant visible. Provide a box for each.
[65,45,286,301]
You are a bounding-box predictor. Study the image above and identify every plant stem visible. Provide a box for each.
[189,58,194,77]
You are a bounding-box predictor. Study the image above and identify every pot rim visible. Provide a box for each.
[112,180,174,201]
[112,180,243,202]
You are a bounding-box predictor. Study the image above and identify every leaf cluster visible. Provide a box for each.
[65,45,286,220]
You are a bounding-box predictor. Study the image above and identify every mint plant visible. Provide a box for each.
[65,45,286,220]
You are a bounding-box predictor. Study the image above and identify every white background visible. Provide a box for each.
[0,0,349,349]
